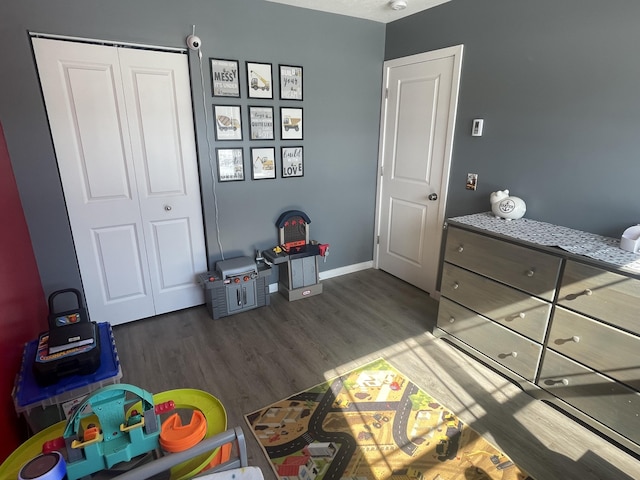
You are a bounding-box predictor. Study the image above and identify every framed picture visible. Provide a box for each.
[211,58,240,97]
[280,107,303,140]
[246,61,273,99]
[251,147,276,180]
[216,148,244,182]
[281,146,303,178]
[279,65,303,101]
[213,105,242,141]
[249,106,274,140]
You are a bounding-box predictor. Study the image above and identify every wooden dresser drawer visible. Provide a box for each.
[441,263,551,343]
[548,306,640,390]
[437,298,542,381]
[538,349,640,445]
[557,260,640,334]
[444,227,561,301]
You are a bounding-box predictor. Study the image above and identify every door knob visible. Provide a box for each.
[428,193,438,201]
[164,205,172,211]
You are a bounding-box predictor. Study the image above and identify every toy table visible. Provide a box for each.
[13,322,122,433]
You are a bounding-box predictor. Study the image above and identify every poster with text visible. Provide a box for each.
[281,147,303,178]
[211,59,240,97]
[216,148,244,182]
[279,65,303,100]
[249,106,274,140]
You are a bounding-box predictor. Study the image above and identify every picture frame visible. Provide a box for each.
[249,106,275,140]
[280,107,303,140]
[281,146,303,178]
[251,147,276,180]
[246,61,273,99]
[210,58,240,97]
[213,105,242,141]
[216,148,244,182]
[279,65,303,101]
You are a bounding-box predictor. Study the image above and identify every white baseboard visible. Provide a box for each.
[319,261,373,280]
[268,261,374,293]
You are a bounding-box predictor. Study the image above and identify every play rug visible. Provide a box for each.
[245,358,533,480]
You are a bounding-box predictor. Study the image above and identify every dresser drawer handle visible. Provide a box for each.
[584,288,593,296]
[510,351,518,358]
[518,312,526,319]
[572,336,581,343]
[457,245,464,253]
[561,378,569,386]
[449,317,455,324]
[526,269,535,277]
[452,282,460,290]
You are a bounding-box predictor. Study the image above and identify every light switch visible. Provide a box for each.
[472,119,484,136]
[466,173,478,190]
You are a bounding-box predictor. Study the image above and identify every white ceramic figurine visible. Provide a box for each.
[490,189,526,221]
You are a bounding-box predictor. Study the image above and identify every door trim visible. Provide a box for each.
[373,44,464,296]
[28,31,187,53]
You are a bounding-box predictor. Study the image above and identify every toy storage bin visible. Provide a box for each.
[13,322,122,433]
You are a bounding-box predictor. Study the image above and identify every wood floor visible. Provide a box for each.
[112,268,640,480]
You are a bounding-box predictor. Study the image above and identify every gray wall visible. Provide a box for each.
[0,1,385,296]
[386,0,640,238]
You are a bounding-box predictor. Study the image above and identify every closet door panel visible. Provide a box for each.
[33,38,206,324]
[33,38,155,324]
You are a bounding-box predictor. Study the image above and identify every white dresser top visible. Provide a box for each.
[449,212,640,275]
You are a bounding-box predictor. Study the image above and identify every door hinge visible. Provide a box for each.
[377,235,380,245]
[380,166,384,176]
[385,88,388,99]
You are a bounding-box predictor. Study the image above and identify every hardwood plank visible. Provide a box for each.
[112,268,640,479]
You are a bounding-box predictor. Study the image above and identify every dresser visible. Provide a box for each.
[434,213,640,455]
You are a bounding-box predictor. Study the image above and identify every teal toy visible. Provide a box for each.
[62,384,174,480]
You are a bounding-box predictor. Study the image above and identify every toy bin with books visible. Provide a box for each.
[12,322,122,434]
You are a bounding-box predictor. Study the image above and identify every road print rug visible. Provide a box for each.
[245,358,533,480]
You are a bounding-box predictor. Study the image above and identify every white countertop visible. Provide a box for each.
[449,212,640,275]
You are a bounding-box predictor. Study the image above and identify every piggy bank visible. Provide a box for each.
[490,189,526,221]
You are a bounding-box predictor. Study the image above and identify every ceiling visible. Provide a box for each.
[264,0,449,24]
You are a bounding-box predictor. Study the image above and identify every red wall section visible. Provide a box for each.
[0,123,48,462]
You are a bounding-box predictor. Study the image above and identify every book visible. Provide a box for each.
[47,322,96,354]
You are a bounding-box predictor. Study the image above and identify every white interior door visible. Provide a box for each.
[33,38,206,325]
[375,46,463,295]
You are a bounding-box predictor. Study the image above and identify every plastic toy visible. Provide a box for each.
[62,383,175,479]
[490,189,526,221]
[18,451,65,480]
[3,385,228,480]
[261,210,330,301]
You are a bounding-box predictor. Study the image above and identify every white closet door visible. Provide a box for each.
[33,38,206,325]
[118,48,206,315]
